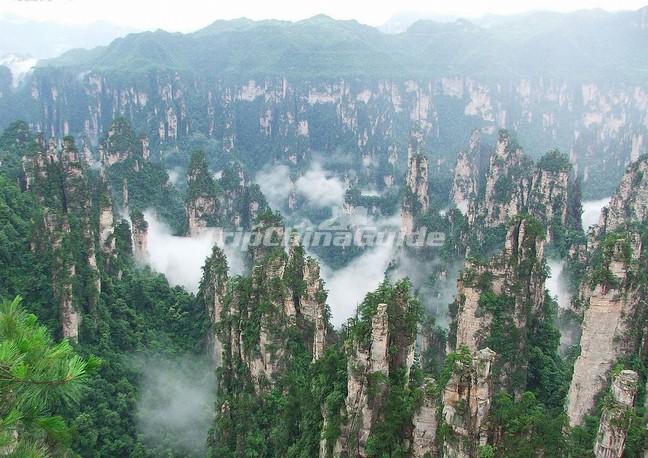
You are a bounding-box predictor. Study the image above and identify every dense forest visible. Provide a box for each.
[1,7,648,458]
[0,113,647,457]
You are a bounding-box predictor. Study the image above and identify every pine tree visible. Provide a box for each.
[0,296,100,456]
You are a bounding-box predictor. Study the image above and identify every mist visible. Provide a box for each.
[142,211,245,292]
[389,250,461,328]
[320,242,395,327]
[582,197,610,229]
[255,161,345,210]
[133,354,216,456]
[546,259,580,354]
[295,162,346,208]
[255,164,293,210]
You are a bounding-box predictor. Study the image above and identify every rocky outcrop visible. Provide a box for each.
[98,176,116,255]
[200,246,229,364]
[594,370,639,458]
[453,217,546,382]
[466,132,579,247]
[19,71,648,197]
[333,281,419,457]
[201,224,328,384]
[566,232,643,426]
[410,377,439,457]
[186,151,219,236]
[334,304,391,457]
[21,133,111,339]
[598,157,648,234]
[528,150,573,244]
[441,347,496,458]
[129,209,148,261]
[401,128,429,236]
[567,157,648,426]
[186,154,268,236]
[99,117,149,167]
[475,131,532,227]
[450,129,481,215]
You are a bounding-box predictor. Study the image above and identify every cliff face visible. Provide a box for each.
[14,72,648,195]
[453,217,546,381]
[129,209,148,261]
[410,377,439,457]
[528,151,573,244]
[598,158,648,234]
[333,281,419,457]
[334,303,391,457]
[21,134,114,339]
[450,129,481,214]
[401,128,429,236]
[441,347,497,458]
[567,156,648,427]
[476,131,532,227]
[200,227,328,385]
[594,370,639,458]
[462,130,578,252]
[186,153,267,236]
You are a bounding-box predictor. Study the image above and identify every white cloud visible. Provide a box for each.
[256,164,292,210]
[582,197,610,230]
[256,162,346,211]
[134,354,216,455]
[295,163,346,209]
[319,243,395,327]
[142,211,244,292]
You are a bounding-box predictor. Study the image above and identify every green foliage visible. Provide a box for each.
[526,293,568,409]
[490,391,568,457]
[537,149,571,173]
[589,231,634,290]
[0,296,100,456]
[0,176,56,328]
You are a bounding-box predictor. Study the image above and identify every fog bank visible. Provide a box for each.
[142,211,244,292]
[133,354,216,456]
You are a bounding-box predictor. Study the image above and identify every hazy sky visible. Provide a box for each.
[1,0,646,32]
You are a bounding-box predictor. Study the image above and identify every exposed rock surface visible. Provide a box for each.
[453,217,545,369]
[18,74,648,194]
[441,348,496,458]
[21,134,113,339]
[200,226,328,385]
[598,157,648,234]
[334,303,390,457]
[594,370,639,458]
[567,156,648,426]
[130,209,149,261]
[450,129,481,214]
[410,377,439,457]
[334,283,419,457]
[401,128,429,236]
[472,131,531,227]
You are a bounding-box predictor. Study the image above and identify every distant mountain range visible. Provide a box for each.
[32,7,648,82]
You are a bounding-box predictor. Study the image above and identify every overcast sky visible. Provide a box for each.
[1,0,646,32]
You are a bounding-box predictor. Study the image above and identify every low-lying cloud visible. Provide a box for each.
[389,251,461,328]
[256,164,293,210]
[256,162,346,210]
[319,243,395,327]
[294,163,345,208]
[546,259,580,354]
[142,211,244,292]
[133,354,216,457]
[582,197,610,230]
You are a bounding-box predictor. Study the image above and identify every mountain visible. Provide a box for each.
[35,9,648,80]
[0,9,643,201]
